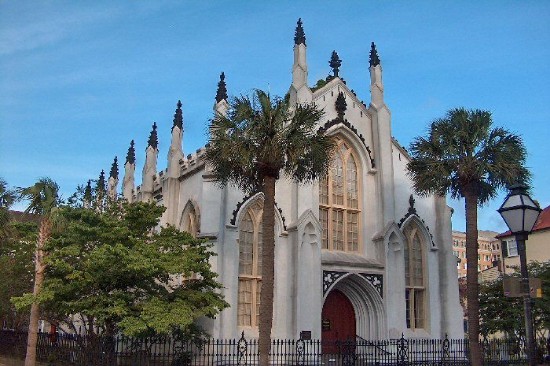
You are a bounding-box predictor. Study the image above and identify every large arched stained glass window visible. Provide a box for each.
[319,137,361,252]
[403,223,426,330]
[238,200,263,327]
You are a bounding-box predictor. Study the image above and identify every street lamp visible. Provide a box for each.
[498,184,541,366]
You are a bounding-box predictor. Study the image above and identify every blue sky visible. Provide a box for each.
[1,1,549,233]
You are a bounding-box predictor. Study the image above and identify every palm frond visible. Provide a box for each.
[205,89,333,193]
[17,177,61,215]
[407,108,531,203]
[0,178,17,208]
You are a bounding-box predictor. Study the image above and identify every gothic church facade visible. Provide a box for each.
[112,20,463,341]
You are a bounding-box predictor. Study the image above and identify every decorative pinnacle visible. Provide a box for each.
[329,50,342,77]
[294,18,306,46]
[109,156,119,180]
[369,42,380,67]
[215,72,228,103]
[335,92,347,120]
[173,100,183,131]
[84,180,92,202]
[147,122,158,149]
[97,170,106,192]
[126,140,135,165]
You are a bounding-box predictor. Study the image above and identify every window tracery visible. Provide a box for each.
[319,137,361,252]
[238,200,263,327]
[404,223,426,330]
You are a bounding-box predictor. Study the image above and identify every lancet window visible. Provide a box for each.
[181,203,199,238]
[238,200,263,327]
[319,137,361,252]
[404,222,426,330]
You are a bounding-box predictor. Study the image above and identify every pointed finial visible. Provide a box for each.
[369,42,380,67]
[172,100,183,131]
[97,170,106,192]
[335,92,347,120]
[294,18,306,46]
[329,51,342,77]
[126,140,135,165]
[84,180,92,203]
[215,72,228,103]
[147,122,158,149]
[109,156,119,180]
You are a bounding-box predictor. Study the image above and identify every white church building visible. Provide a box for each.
[112,19,463,342]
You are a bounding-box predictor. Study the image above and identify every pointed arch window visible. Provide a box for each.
[238,200,263,327]
[180,203,199,238]
[319,137,361,252]
[404,223,426,330]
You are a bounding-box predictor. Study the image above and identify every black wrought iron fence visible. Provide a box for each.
[1,329,548,365]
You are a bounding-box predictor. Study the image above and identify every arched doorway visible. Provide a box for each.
[322,290,356,353]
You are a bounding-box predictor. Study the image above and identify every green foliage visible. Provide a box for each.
[311,79,328,92]
[17,177,61,215]
[407,108,530,204]
[0,178,17,237]
[12,201,227,337]
[205,89,334,194]
[479,261,550,338]
[0,221,38,329]
[0,178,16,209]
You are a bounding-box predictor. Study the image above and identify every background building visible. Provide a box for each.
[452,230,501,278]
[497,205,550,274]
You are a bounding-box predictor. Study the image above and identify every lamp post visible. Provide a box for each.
[498,184,541,366]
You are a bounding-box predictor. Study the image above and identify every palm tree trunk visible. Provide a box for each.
[24,218,50,366]
[259,175,276,366]
[464,189,482,366]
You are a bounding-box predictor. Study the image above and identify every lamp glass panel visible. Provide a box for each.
[522,195,538,209]
[524,209,540,232]
[501,195,523,209]
[500,209,524,233]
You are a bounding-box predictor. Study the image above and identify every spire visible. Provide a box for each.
[215,72,228,103]
[109,156,119,180]
[123,141,136,203]
[329,50,342,78]
[126,140,135,165]
[83,180,92,207]
[97,170,106,192]
[95,170,106,208]
[294,18,306,46]
[335,92,347,120]
[369,42,380,67]
[290,18,311,106]
[147,122,158,149]
[172,101,183,131]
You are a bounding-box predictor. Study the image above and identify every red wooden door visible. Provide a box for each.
[321,290,356,353]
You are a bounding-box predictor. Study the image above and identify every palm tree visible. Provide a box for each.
[407,108,530,366]
[205,89,333,365]
[18,178,61,366]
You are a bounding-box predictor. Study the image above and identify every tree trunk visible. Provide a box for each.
[464,190,482,366]
[24,218,50,366]
[259,175,276,366]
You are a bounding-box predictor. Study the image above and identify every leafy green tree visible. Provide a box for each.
[0,221,38,330]
[13,201,227,338]
[407,108,530,366]
[480,261,550,339]
[0,178,17,237]
[205,89,333,365]
[17,178,61,366]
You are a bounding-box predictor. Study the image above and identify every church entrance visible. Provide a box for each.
[321,290,356,353]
